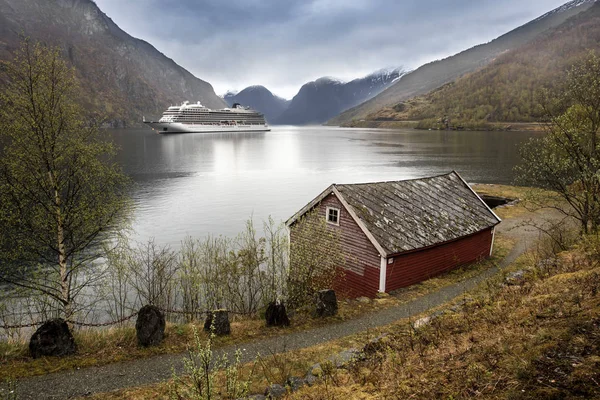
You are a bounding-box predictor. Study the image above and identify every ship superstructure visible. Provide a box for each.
[144,101,270,133]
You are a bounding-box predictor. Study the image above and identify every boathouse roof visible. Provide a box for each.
[286,171,501,256]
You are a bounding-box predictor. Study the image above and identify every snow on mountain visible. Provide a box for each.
[534,0,596,22]
[274,67,406,125]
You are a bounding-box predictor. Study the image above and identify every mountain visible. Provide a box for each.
[363,2,600,130]
[275,68,405,125]
[328,0,597,126]
[0,0,226,127]
[223,86,290,123]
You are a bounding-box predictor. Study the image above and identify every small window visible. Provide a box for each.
[326,207,340,225]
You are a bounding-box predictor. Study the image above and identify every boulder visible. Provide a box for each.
[264,383,287,399]
[265,301,290,327]
[315,289,338,317]
[362,334,390,355]
[308,363,322,376]
[412,316,431,330]
[304,373,318,386]
[204,310,230,336]
[135,305,165,347]
[328,348,362,368]
[29,318,77,358]
[286,376,306,392]
[505,270,526,286]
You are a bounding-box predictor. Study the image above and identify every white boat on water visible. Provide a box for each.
[143,101,270,133]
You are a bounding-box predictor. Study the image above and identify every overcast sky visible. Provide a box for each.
[94,0,568,99]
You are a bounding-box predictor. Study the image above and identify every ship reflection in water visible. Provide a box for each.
[108,126,542,247]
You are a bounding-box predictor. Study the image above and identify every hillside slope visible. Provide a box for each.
[223,86,289,123]
[275,69,404,125]
[0,0,226,127]
[292,240,600,399]
[365,3,600,129]
[328,0,596,126]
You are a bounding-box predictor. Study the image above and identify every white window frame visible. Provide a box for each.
[326,206,340,226]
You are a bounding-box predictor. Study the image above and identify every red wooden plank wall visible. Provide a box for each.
[290,193,381,297]
[385,228,494,292]
[333,265,381,298]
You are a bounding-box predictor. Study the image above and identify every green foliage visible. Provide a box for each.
[100,217,289,320]
[0,39,130,318]
[516,52,600,234]
[0,378,17,400]
[169,326,252,400]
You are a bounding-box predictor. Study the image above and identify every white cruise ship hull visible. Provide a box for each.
[145,121,270,134]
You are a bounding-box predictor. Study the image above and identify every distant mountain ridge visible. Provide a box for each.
[223,86,290,123]
[363,1,600,129]
[0,0,226,127]
[275,68,405,125]
[328,0,597,126]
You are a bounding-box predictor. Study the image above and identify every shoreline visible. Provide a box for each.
[335,120,546,132]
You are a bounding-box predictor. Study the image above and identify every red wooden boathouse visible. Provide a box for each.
[286,171,501,298]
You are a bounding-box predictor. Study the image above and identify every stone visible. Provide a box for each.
[362,334,389,355]
[357,296,371,304]
[375,292,390,299]
[286,376,306,392]
[505,270,526,286]
[204,310,231,336]
[308,363,323,376]
[247,395,267,400]
[412,316,431,329]
[135,305,165,347]
[265,301,290,327]
[314,289,338,317]
[264,383,287,398]
[328,348,361,368]
[29,318,77,358]
[304,373,318,386]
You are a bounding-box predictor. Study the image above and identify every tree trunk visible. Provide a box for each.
[52,172,71,319]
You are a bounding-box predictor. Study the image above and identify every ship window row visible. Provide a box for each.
[172,120,265,124]
[173,117,264,121]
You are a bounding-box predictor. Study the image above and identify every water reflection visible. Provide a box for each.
[108,127,542,247]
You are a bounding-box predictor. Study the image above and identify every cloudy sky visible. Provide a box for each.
[94,0,568,99]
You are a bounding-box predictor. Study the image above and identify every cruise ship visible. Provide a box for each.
[144,101,270,133]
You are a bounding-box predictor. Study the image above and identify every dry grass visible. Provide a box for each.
[1,185,531,387]
[75,235,516,400]
[289,241,600,399]
[473,183,533,219]
[0,233,515,381]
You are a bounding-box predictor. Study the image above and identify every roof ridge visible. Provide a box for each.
[334,171,456,187]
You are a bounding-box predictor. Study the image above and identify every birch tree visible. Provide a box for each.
[0,40,130,319]
[516,52,600,234]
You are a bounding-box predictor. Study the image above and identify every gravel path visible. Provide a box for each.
[5,210,549,399]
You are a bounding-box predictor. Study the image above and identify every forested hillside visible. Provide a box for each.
[0,0,226,127]
[330,0,596,127]
[358,3,600,129]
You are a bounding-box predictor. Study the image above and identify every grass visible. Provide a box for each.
[0,303,375,380]
[83,235,590,400]
[0,185,531,389]
[288,239,600,399]
[52,235,515,399]
[0,235,506,381]
[0,231,515,381]
[473,183,550,219]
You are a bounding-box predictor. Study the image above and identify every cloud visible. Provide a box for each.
[94,0,568,99]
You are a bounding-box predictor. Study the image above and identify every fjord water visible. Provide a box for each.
[109,126,540,246]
